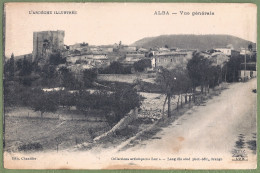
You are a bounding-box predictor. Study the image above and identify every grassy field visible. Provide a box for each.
[4,110,110,152]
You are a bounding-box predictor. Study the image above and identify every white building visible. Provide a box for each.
[215,48,232,56]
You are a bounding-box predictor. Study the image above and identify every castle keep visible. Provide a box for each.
[32,30,65,63]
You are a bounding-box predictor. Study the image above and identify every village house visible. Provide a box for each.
[121,52,146,66]
[137,48,149,53]
[68,42,89,55]
[151,52,192,70]
[169,47,179,51]
[89,46,102,53]
[99,45,114,53]
[239,61,257,80]
[66,64,95,79]
[150,47,171,56]
[119,45,137,52]
[66,53,110,68]
[113,43,119,49]
[69,43,86,50]
[207,52,230,66]
[107,55,120,62]
[126,52,145,58]
[214,48,232,56]
[214,47,240,57]
[240,48,257,55]
[239,48,257,80]
[69,43,81,50]
[177,49,198,53]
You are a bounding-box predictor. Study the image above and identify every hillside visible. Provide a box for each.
[132,35,256,51]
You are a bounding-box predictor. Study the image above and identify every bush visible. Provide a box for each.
[133,59,151,72]
[75,86,142,126]
[115,125,138,137]
[4,81,33,107]
[30,89,59,117]
[99,62,131,74]
[83,69,98,88]
[18,142,43,152]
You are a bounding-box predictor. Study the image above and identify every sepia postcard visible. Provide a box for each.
[2,2,258,170]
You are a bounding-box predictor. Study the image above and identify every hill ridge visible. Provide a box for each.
[132,34,256,51]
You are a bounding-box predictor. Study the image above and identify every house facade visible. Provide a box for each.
[152,52,192,70]
[66,54,110,68]
[215,48,232,56]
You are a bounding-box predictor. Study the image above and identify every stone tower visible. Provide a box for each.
[32,30,65,63]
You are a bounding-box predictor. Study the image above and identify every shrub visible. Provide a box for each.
[18,142,43,152]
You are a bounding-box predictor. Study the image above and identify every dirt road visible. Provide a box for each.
[119,78,257,169]
[130,78,256,154]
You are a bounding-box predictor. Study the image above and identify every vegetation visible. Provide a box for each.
[187,52,221,94]
[59,66,83,89]
[155,50,239,117]
[4,53,15,80]
[30,89,59,118]
[5,62,141,124]
[18,142,43,152]
[133,59,151,72]
[99,61,131,74]
[83,69,98,88]
[75,86,142,126]
[4,41,256,125]
[49,52,66,65]
[156,66,191,117]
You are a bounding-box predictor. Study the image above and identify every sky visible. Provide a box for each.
[4,3,257,57]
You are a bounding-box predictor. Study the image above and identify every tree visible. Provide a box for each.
[16,59,23,71]
[59,67,83,89]
[133,59,151,72]
[49,52,66,65]
[108,61,124,74]
[108,86,141,124]
[148,52,153,57]
[19,57,33,76]
[75,90,92,112]
[99,61,131,74]
[225,56,241,82]
[30,89,58,118]
[5,53,15,80]
[207,65,221,87]
[248,44,253,52]
[40,64,59,87]
[75,86,142,126]
[83,69,97,88]
[4,80,19,107]
[187,52,212,94]
[58,90,76,110]
[156,67,191,117]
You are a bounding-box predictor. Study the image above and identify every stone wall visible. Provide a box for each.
[93,108,138,142]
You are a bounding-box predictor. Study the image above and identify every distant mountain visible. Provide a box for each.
[132,35,256,51]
